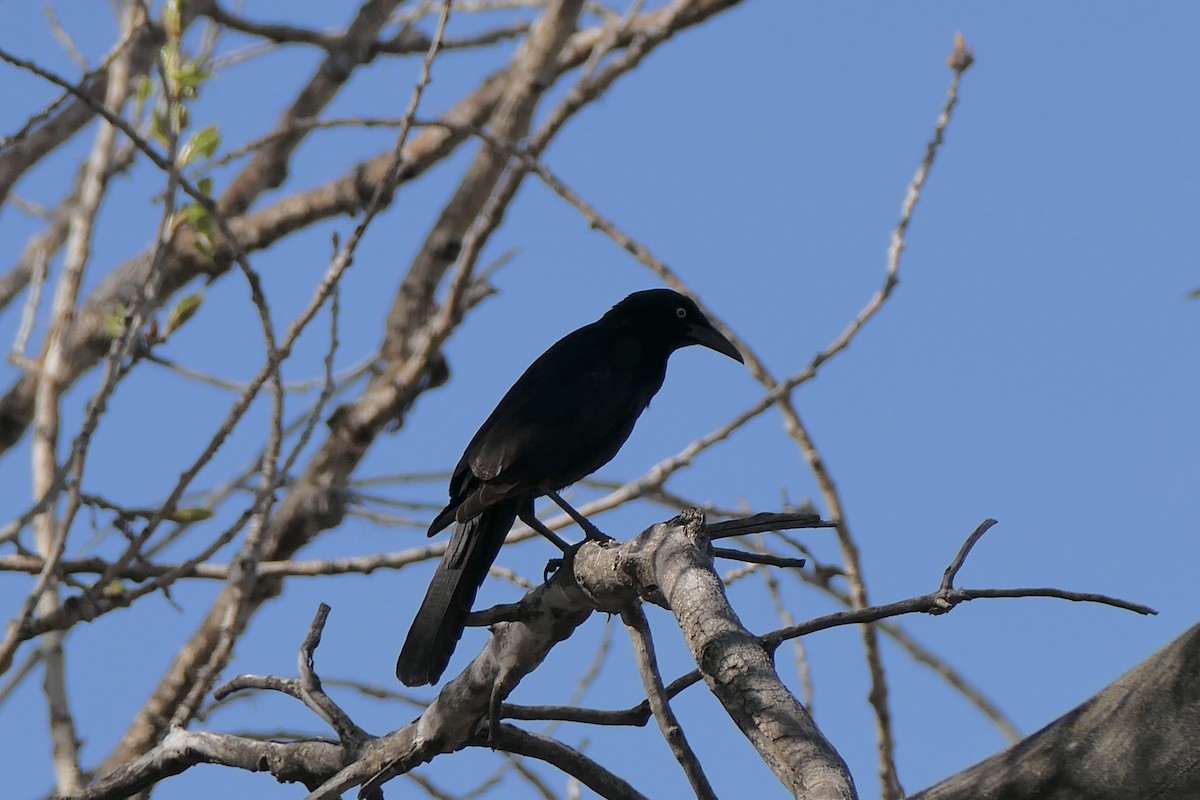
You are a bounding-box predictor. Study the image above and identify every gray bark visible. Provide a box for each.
[912,622,1200,800]
[574,509,858,799]
[64,508,1193,800]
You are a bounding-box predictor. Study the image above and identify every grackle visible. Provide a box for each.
[396,289,743,686]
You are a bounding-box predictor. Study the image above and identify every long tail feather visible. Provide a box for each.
[396,500,519,686]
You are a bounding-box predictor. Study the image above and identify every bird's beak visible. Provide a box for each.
[686,321,744,364]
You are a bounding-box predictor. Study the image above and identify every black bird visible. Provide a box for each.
[396,288,743,686]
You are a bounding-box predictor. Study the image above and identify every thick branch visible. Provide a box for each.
[311,576,595,798]
[198,1,528,55]
[0,22,160,205]
[0,0,745,458]
[573,510,858,799]
[0,0,753,777]
[105,0,588,771]
[911,622,1200,800]
[214,0,405,217]
[71,727,346,799]
[75,507,1165,799]
[479,725,650,800]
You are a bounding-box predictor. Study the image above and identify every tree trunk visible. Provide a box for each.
[912,623,1200,800]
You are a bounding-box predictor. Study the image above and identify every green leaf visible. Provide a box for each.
[180,201,212,236]
[194,231,213,261]
[172,60,212,100]
[164,293,204,336]
[168,507,215,523]
[135,75,154,119]
[180,125,220,165]
[136,75,153,105]
[160,42,178,76]
[151,108,170,146]
[196,176,213,196]
[104,305,131,339]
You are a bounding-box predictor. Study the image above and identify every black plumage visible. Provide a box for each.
[396,288,743,686]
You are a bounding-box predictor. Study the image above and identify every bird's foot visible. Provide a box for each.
[581,521,613,543]
[544,488,612,543]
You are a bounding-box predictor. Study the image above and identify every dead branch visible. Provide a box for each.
[67,507,1158,800]
[909,621,1200,800]
[621,604,716,799]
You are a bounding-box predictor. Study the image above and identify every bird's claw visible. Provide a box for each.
[581,522,613,543]
[544,558,563,582]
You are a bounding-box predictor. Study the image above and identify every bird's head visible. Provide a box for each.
[607,289,744,364]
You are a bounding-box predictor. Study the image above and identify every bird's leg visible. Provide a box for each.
[517,504,571,552]
[518,503,573,582]
[543,489,612,543]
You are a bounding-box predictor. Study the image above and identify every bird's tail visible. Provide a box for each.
[396,500,519,686]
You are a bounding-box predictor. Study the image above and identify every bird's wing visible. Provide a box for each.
[465,324,650,489]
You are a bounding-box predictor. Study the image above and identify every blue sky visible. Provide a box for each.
[1,2,1198,798]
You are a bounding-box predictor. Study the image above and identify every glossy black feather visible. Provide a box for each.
[396,500,519,687]
[396,289,742,686]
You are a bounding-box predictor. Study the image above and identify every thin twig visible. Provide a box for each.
[296,604,370,745]
[636,577,1154,724]
[474,725,651,800]
[712,548,806,569]
[10,243,49,363]
[940,518,998,593]
[0,647,41,709]
[773,527,1021,742]
[21,6,141,788]
[706,511,832,540]
[8,0,454,657]
[140,351,373,393]
[146,0,457,739]
[620,604,716,800]
[763,584,1155,651]
[759,565,816,712]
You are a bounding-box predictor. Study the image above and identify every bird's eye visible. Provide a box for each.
[675,307,687,318]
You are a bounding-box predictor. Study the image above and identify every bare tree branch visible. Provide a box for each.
[70,727,347,800]
[66,505,1156,799]
[196,0,530,55]
[3,9,1114,800]
[0,18,160,205]
[0,0,747,458]
[940,518,997,592]
[910,621,1199,800]
[479,725,650,800]
[621,604,716,799]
